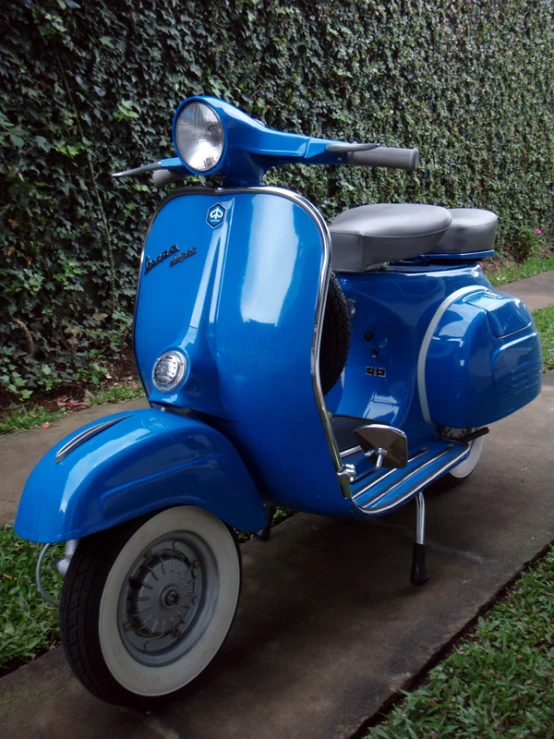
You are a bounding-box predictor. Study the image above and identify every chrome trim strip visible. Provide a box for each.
[55,416,130,464]
[355,445,455,507]
[351,447,429,495]
[417,286,482,424]
[365,446,468,516]
[136,185,347,492]
[354,444,468,516]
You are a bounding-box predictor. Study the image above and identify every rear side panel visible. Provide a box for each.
[334,266,541,449]
[423,289,542,428]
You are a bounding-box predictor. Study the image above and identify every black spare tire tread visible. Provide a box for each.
[320,273,351,395]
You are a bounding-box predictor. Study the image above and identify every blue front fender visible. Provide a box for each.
[15,409,267,543]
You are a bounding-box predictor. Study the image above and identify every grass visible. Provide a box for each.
[365,547,554,739]
[0,525,63,674]
[532,305,554,372]
[486,254,554,287]
[0,381,144,436]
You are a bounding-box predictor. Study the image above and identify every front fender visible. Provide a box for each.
[15,409,267,543]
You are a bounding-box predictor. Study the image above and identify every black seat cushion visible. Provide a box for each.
[428,208,498,254]
[330,203,452,273]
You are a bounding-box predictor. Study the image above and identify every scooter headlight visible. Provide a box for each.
[152,351,187,393]
[174,101,225,173]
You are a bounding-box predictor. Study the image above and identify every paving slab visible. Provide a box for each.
[0,398,148,525]
[500,269,554,311]
[1,373,553,739]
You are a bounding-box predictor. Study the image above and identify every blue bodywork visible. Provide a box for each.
[334,267,541,436]
[135,188,344,515]
[163,97,371,186]
[15,95,543,544]
[15,409,266,543]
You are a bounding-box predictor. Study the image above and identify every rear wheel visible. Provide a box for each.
[60,506,241,709]
[437,428,485,491]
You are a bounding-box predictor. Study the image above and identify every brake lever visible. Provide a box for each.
[112,162,162,178]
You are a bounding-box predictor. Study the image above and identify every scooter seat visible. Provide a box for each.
[330,203,452,272]
[427,208,498,254]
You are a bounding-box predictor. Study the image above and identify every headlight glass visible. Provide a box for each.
[152,351,187,393]
[175,102,225,172]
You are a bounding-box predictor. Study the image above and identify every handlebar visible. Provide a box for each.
[347,147,419,171]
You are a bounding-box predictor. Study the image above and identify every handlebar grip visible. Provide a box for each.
[151,169,183,187]
[347,147,419,171]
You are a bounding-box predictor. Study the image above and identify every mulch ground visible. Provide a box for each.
[0,349,140,415]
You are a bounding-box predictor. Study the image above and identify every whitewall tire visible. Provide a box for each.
[448,435,485,479]
[60,506,241,709]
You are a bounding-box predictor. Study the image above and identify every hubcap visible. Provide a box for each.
[118,533,218,667]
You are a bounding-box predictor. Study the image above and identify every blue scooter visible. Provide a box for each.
[15,97,542,708]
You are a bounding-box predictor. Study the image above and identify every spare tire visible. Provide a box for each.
[319,273,351,395]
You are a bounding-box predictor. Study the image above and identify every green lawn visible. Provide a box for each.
[486,255,554,287]
[533,305,554,372]
[0,526,63,673]
[365,547,554,739]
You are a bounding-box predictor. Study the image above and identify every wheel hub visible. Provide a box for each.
[163,588,180,608]
[125,547,202,643]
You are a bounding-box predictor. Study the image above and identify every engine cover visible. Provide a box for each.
[421,288,542,429]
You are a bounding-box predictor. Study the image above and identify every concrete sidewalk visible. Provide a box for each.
[0,398,148,525]
[501,268,554,311]
[1,373,553,738]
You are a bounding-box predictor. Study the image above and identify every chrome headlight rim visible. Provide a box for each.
[152,350,188,393]
[172,99,227,175]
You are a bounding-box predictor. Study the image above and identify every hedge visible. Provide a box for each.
[1,0,553,397]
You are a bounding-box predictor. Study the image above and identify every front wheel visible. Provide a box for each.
[60,506,241,709]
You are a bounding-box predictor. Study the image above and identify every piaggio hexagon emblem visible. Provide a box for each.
[207,203,226,228]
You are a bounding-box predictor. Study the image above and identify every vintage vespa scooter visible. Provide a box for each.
[15,97,542,708]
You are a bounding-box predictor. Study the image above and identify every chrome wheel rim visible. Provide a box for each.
[118,531,219,667]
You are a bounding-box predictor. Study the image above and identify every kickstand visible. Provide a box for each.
[410,492,430,586]
[255,505,276,541]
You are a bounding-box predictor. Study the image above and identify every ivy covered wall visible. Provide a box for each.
[1,0,553,395]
